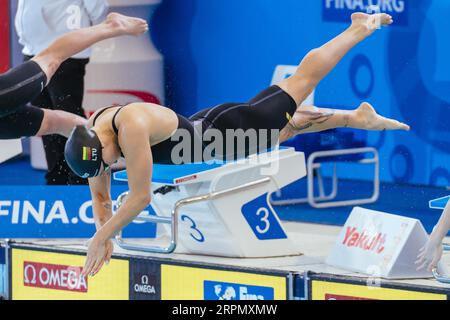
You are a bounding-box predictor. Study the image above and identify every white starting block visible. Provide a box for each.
[113,148,305,258]
[0,139,22,164]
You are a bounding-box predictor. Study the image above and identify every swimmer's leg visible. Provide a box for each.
[278,12,393,105]
[32,13,148,83]
[279,102,410,143]
[0,106,86,140]
[37,109,87,138]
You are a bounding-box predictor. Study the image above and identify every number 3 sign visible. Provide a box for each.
[241,194,287,240]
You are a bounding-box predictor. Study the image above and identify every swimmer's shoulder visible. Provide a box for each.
[124,102,178,117]
[87,105,121,128]
[119,102,178,128]
[126,102,172,110]
[86,107,109,128]
[117,103,153,128]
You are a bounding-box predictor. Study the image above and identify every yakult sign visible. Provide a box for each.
[327,207,433,279]
[342,226,387,254]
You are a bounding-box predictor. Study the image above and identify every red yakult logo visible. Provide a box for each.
[23,261,88,293]
[175,175,197,184]
[342,226,386,254]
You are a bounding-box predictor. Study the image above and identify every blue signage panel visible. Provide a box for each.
[0,186,156,239]
[322,0,408,26]
[204,280,275,300]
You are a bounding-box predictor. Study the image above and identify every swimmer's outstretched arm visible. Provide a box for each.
[279,102,410,143]
[82,119,152,277]
[416,201,450,271]
[83,171,115,268]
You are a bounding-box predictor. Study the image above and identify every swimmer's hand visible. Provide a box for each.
[415,237,443,272]
[82,237,114,277]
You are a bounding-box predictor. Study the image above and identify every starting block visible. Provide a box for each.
[114,148,306,258]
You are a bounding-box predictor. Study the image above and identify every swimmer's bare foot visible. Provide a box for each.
[350,102,410,131]
[278,102,409,143]
[350,12,393,38]
[106,13,149,36]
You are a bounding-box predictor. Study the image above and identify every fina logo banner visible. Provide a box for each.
[204,281,275,301]
[0,186,156,238]
[323,0,408,26]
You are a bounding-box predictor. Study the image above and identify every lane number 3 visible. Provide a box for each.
[255,207,271,234]
[181,215,205,243]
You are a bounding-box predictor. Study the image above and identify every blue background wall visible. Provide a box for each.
[7,0,450,188]
[152,0,450,187]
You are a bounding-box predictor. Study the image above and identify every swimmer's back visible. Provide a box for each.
[89,102,179,146]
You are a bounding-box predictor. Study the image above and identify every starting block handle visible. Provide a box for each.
[433,267,450,284]
[114,177,272,254]
[115,192,172,224]
[432,242,450,284]
[115,192,176,254]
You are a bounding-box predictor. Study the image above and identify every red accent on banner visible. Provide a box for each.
[325,294,375,300]
[175,175,198,184]
[88,89,161,104]
[23,261,88,293]
[0,0,10,73]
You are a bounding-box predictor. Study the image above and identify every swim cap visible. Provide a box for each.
[65,125,103,178]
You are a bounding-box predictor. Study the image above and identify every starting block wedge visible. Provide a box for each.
[113,148,305,258]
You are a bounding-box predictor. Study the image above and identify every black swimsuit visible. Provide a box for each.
[94,85,297,165]
[0,61,47,139]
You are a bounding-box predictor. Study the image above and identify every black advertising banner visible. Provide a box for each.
[129,258,161,300]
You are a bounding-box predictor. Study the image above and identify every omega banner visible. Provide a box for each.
[11,248,130,300]
[10,246,164,300]
[327,207,435,279]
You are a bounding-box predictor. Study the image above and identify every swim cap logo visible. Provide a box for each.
[286,112,292,122]
[82,147,98,161]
